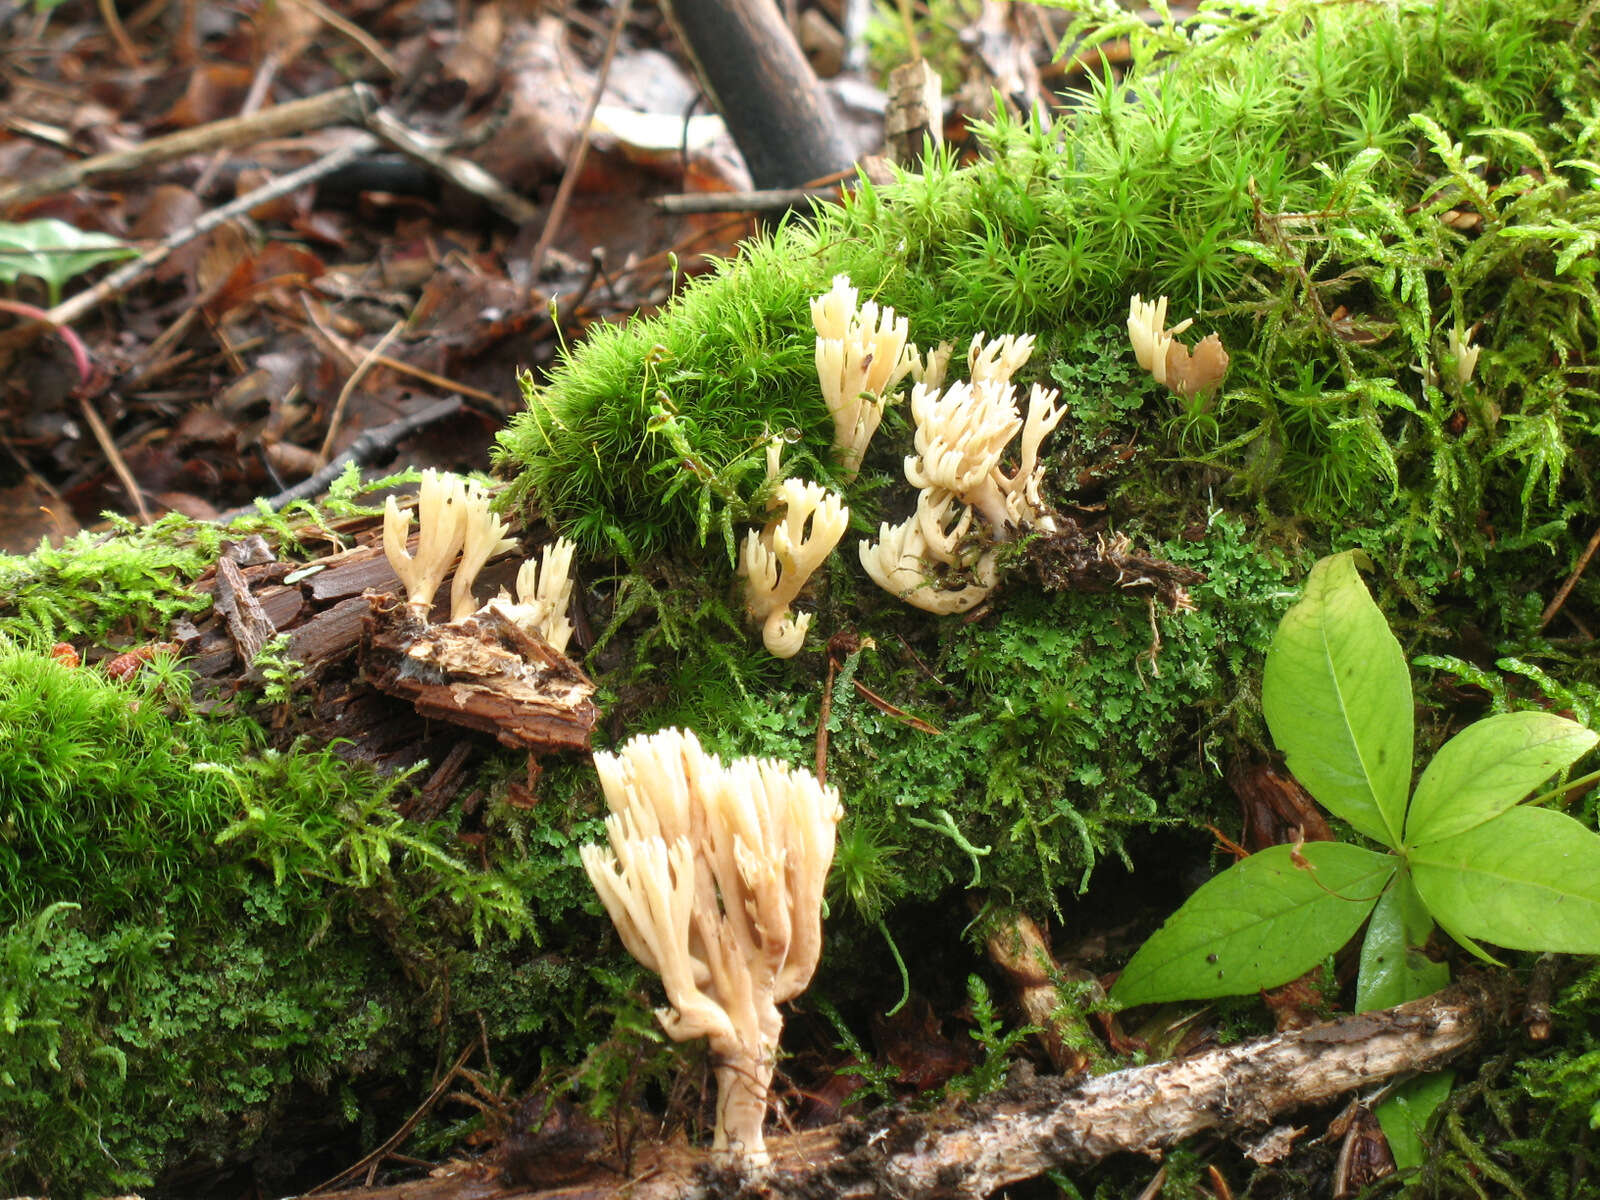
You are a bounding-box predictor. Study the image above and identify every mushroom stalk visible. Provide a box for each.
[580,729,843,1165]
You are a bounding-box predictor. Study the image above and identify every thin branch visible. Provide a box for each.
[1540,521,1600,632]
[78,395,152,524]
[0,85,376,209]
[319,317,407,463]
[650,182,847,215]
[526,0,634,284]
[283,0,402,75]
[45,137,379,328]
[218,395,465,521]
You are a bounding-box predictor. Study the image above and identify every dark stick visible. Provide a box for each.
[656,0,854,190]
[1540,520,1600,631]
[218,396,464,522]
[652,183,846,214]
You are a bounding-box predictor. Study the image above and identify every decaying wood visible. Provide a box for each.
[361,599,598,753]
[1028,520,1207,612]
[656,0,853,190]
[321,980,1494,1200]
[982,908,1102,1075]
[885,60,943,166]
[215,556,277,668]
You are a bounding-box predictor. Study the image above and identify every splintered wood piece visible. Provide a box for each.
[215,556,277,668]
[885,60,942,165]
[361,599,597,753]
[982,908,1103,1075]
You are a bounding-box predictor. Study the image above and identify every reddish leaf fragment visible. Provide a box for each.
[104,642,181,681]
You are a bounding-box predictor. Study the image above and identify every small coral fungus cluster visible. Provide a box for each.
[739,277,1216,648]
[381,468,576,651]
[858,329,1065,613]
[738,277,1062,652]
[580,728,842,1164]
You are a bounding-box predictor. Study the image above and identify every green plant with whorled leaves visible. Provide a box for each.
[1110,551,1600,1166]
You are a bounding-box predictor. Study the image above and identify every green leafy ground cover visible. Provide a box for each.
[496,0,1600,960]
[491,0,1600,1189]
[8,0,1600,1191]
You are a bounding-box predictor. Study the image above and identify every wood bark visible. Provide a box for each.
[322,979,1495,1200]
[655,0,853,190]
[361,599,598,753]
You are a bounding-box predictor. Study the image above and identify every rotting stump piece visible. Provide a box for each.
[361,596,597,753]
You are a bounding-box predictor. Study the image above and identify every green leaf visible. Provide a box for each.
[1356,868,1448,1013]
[1262,552,1412,847]
[1375,1071,1453,1171]
[1410,806,1600,953]
[1405,712,1597,844]
[1111,843,1395,1006]
[0,219,136,305]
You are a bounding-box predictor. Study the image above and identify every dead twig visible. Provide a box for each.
[282,0,402,76]
[319,317,407,463]
[0,85,376,210]
[191,55,283,197]
[308,1041,480,1194]
[1539,521,1600,632]
[300,301,510,412]
[0,80,535,229]
[96,0,143,66]
[526,0,634,284]
[317,981,1496,1200]
[78,395,152,524]
[366,107,538,224]
[650,183,846,215]
[218,394,465,521]
[45,137,380,329]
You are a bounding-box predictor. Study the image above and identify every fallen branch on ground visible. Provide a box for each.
[322,978,1497,1200]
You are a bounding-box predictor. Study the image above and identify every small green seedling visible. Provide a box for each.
[0,218,136,306]
[1111,551,1600,1164]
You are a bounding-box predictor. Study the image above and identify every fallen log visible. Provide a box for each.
[322,978,1496,1200]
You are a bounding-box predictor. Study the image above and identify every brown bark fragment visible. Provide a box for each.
[982,909,1103,1075]
[214,556,277,667]
[361,599,597,753]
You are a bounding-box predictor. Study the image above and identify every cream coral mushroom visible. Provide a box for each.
[449,481,518,621]
[1448,326,1481,389]
[858,331,1066,613]
[580,728,843,1165]
[383,469,468,617]
[902,374,1066,538]
[494,536,578,654]
[907,339,954,391]
[965,330,1035,385]
[739,478,849,657]
[858,492,997,613]
[1127,294,1190,388]
[811,274,914,478]
[1127,293,1229,400]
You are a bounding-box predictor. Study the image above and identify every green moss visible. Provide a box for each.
[499,0,1600,581]
[495,0,1600,910]
[0,464,414,646]
[0,642,575,1194]
[0,514,222,644]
